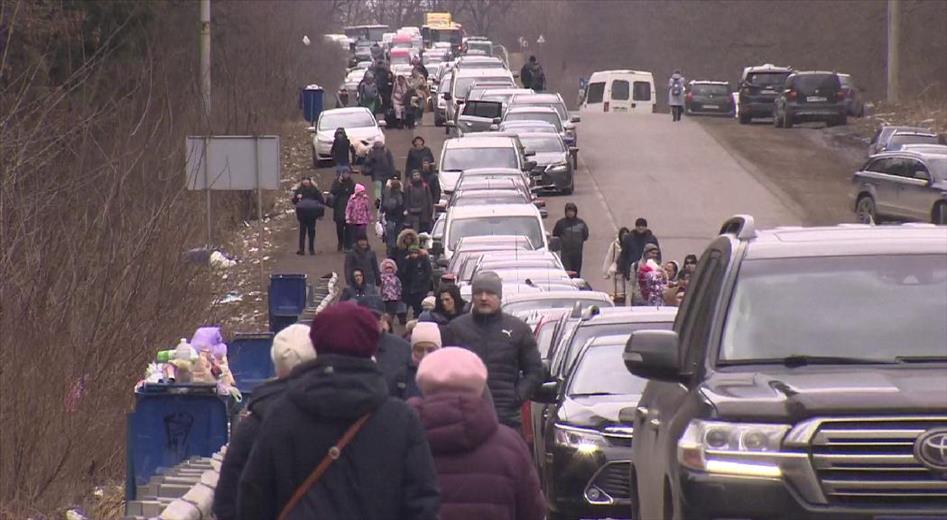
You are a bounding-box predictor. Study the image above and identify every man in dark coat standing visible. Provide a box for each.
[443,271,543,431]
[236,303,439,520]
[345,232,382,287]
[363,140,397,204]
[618,217,660,281]
[405,136,435,177]
[552,202,589,277]
[213,324,316,520]
[329,168,357,251]
[403,170,434,233]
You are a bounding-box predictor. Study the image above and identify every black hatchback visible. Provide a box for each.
[773,71,847,128]
[685,81,734,116]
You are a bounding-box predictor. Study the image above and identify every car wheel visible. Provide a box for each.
[738,111,751,124]
[311,146,319,169]
[856,195,878,225]
[932,202,947,225]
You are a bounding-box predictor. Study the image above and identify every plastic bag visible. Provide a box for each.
[375,220,385,238]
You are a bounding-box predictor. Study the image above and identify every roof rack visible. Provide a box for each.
[719,215,757,239]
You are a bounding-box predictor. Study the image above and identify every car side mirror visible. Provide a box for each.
[569,146,579,155]
[618,406,636,424]
[533,380,559,403]
[623,330,683,382]
[513,72,520,79]
[377,120,387,128]
[570,115,581,123]
[456,99,465,105]
[436,257,449,268]
[540,208,548,219]
[547,236,561,252]
[523,160,537,171]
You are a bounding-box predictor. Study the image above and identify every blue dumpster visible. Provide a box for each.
[269,274,307,333]
[300,85,324,124]
[125,384,228,501]
[228,332,275,396]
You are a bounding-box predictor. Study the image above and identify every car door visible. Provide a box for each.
[609,78,632,113]
[582,80,606,113]
[897,158,935,221]
[863,157,900,216]
[633,249,727,520]
[456,100,502,134]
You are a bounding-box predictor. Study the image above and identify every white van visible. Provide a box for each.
[581,70,656,114]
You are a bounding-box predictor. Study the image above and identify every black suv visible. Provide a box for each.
[624,216,947,520]
[774,71,847,128]
[738,64,792,124]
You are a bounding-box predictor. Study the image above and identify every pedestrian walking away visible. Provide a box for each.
[330,127,352,176]
[292,176,325,256]
[404,170,434,233]
[392,321,442,399]
[329,168,357,251]
[381,179,406,256]
[399,242,433,318]
[344,233,382,287]
[410,347,546,520]
[618,217,660,281]
[405,136,435,177]
[442,271,543,431]
[552,202,589,277]
[357,296,414,397]
[420,159,441,206]
[669,69,686,122]
[602,226,629,305]
[214,324,316,520]
[235,303,439,520]
[345,183,373,244]
[363,139,397,204]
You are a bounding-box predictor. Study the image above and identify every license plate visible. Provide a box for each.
[703,104,719,109]
[613,106,627,112]
[807,96,827,102]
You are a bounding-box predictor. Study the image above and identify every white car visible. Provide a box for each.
[310,107,385,167]
[438,135,529,195]
[443,203,549,261]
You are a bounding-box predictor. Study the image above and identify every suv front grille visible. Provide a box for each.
[588,461,631,501]
[809,418,947,506]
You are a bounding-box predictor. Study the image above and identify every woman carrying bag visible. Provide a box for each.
[292,177,325,256]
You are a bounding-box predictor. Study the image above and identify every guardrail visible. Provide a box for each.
[124,273,339,519]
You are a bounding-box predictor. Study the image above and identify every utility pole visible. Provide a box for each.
[200,0,212,119]
[887,0,900,104]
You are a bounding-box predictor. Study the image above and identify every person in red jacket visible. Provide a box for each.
[410,347,545,520]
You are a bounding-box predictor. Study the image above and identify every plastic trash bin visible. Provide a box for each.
[269,274,307,332]
[300,85,324,124]
[125,383,228,501]
[228,332,275,396]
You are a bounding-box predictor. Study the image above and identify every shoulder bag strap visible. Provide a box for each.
[277,413,372,520]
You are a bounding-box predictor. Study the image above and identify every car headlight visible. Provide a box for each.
[546,162,569,173]
[677,420,789,478]
[554,424,606,454]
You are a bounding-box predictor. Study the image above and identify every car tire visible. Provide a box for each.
[738,111,751,124]
[312,146,320,169]
[856,195,878,225]
[932,202,947,225]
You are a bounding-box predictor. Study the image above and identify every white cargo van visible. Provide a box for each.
[581,70,655,114]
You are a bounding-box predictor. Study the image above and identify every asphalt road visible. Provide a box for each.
[272,109,859,296]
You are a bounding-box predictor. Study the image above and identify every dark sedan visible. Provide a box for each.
[685,81,734,116]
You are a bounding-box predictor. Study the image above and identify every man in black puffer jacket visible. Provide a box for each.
[237,303,439,520]
[213,324,316,520]
[443,271,543,431]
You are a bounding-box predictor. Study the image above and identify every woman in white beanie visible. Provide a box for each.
[214,323,315,520]
[393,321,442,399]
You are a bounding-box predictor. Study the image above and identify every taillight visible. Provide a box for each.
[787,90,797,101]
[686,92,694,102]
[837,90,847,99]
[603,101,610,112]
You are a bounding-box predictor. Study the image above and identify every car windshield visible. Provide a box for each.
[455,76,511,97]
[889,135,940,149]
[390,54,411,65]
[453,192,525,206]
[719,255,947,363]
[692,84,730,95]
[448,216,543,250]
[504,297,605,314]
[569,344,650,396]
[468,42,492,52]
[747,71,790,88]
[505,112,562,130]
[521,136,565,153]
[442,147,518,171]
[562,321,673,376]
[515,101,568,120]
[319,111,375,130]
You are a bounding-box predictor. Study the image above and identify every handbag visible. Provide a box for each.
[277,413,372,520]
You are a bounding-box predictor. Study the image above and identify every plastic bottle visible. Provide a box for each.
[156,350,175,363]
[173,338,198,361]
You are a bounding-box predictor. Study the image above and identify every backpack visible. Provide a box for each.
[362,82,378,100]
[671,78,683,97]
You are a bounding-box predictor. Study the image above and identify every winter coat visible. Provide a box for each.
[405,147,435,177]
[552,216,589,256]
[421,171,441,205]
[345,186,373,226]
[393,363,422,400]
[443,312,543,428]
[376,332,413,396]
[393,228,421,274]
[392,81,409,116]
[340,281,381,302]
[380,259,403,302]
[214,377,291,520]
[382,188,406,226]
[602,238,622,279]
[330,178,357,223]
[292,184,325,222]
[330,132,351,164]
[236,355,439,520]
[364,147,397,184]
[668,73,686,107]
[519,63,533,89]
[618,230,659,279]
[404,181,434,229]
[410,393,545,520]
[400,250,433,297]
[345,246,382,286]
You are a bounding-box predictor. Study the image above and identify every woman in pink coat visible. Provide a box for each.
[345,183,372,242]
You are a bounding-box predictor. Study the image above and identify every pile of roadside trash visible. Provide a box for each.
[136,326,242,402]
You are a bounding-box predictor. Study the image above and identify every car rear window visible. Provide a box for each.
[611,80,630,100]
[692,84,730,95]
[586,82,605,104]
[633,81,652,101]
[746,71,790,88]
[462,101,502,118]
[793,74,840,93]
